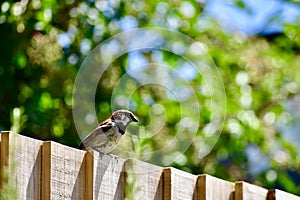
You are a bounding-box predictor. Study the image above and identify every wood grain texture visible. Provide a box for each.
[0,131,9,188]
[267,189,300,200]
[0,132,42,199]
[92,151,125,200]
[42,141,51,200]
[164,167,197,200]
[198,174,234,200]
[0,132,10,172]
[235,181,268,200]
[85,151,94,200]
[14,133,43,200]
[2,131,300,200]
[41,141,86,200]
[124,159,163,200]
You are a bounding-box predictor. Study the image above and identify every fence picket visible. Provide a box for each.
[0,132,42,200]
[92,151,125,200]
[41,141,86,200]
[124,159,163,200]
[0,131,299,200]
[235,181,268,200]
[164,167,198,200]
[198,174,234,200]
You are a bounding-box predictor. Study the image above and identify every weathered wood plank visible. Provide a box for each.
[235,181,268,200]
[41,141,86,200]
[0,131,43,200]
[14,133,43,199]
[92,151,125,200]
[267,189,300,200]
[198,174,234,200]
[164,167,197,200]
[124,159,163,200]
[2,131,300,200]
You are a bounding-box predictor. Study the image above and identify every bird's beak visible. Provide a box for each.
[131,114,139,122]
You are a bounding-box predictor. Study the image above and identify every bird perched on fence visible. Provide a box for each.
[79,110,139,153]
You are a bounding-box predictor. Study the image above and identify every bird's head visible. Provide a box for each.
[111,110,139,128]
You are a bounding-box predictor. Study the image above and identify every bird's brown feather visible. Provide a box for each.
[79,119,114,149]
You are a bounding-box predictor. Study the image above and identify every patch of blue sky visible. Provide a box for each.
[205,0,300,35]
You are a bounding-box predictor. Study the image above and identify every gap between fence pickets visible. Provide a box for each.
[84,151,94,200]
[1,131,300,200]
[41,141,51,200]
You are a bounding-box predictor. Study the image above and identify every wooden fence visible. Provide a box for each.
[0,131,299,200]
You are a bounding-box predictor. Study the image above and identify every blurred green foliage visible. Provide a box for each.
[0,0,300,195]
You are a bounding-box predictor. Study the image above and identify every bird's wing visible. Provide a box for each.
[79,119,114,149]
[98,118,115,132]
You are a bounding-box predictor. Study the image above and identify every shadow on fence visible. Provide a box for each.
[0,131,299,200]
